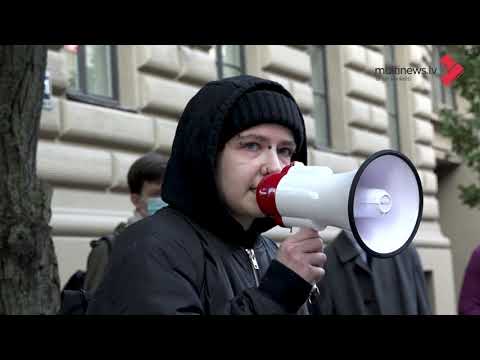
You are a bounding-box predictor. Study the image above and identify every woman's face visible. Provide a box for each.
[215,123,296,229]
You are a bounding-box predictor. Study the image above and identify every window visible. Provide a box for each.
[310,46,331,148]
[384,45,401,150]
[424,270,436,314]
[432,45,457,111]
[212,45,245,79]
[65,45,119,107]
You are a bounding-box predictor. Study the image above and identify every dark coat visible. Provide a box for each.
[87,75,312,315]
[311,231,432,315]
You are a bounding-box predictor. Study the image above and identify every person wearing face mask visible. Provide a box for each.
[83,151,168,296]
[87,75,327,315]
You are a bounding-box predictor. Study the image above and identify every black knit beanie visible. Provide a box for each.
[219,89,305,150]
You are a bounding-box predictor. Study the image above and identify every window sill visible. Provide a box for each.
[312,144,348,156]
[66,91,138,113]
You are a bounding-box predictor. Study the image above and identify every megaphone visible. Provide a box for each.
[256,150,423,258]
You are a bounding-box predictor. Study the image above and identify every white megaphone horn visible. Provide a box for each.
[256,150,423,258]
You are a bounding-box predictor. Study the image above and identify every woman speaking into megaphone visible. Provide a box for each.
[88,75,326,315]
[215,124,328,288]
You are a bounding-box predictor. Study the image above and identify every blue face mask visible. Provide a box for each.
[147,197,168,216]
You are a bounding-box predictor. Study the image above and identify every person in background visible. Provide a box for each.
[84,151,168,295]
[310,230,432,315]
[458,243,480,315]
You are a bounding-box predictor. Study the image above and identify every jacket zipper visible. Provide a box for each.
[245,249,260,287]
[309,283,320,304]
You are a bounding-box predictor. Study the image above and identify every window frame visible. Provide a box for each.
[384,45,401,150]
[216,45,246,79]
[310,45,331,149]
[66,45,120,109]
[432,45,457,112]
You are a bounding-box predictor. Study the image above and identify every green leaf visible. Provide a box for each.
[439,45,480,209]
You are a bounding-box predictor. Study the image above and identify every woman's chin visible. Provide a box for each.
[250,207,267,219]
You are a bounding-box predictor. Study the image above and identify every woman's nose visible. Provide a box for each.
[260,150,282,176]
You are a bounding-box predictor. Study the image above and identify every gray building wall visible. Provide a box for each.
[40,45,466,314]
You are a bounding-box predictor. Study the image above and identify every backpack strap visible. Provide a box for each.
[102,234,115,254]
[90,234,116,254]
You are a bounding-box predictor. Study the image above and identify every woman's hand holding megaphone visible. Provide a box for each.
[276,227,327,285]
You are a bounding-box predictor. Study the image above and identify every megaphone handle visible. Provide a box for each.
[282,218,324,304]
[281,217,326,232]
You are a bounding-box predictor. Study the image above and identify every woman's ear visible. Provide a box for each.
[130,193,141,209]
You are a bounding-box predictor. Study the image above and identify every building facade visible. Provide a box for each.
[40,45,473,314]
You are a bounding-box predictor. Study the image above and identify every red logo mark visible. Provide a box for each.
[440,54,464,87]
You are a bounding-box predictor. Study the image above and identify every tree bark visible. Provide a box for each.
[0,45,60,314]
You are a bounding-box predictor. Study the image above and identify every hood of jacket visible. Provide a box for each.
[161,75,308,248]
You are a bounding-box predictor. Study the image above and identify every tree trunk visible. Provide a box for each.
[0,45,60,314]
